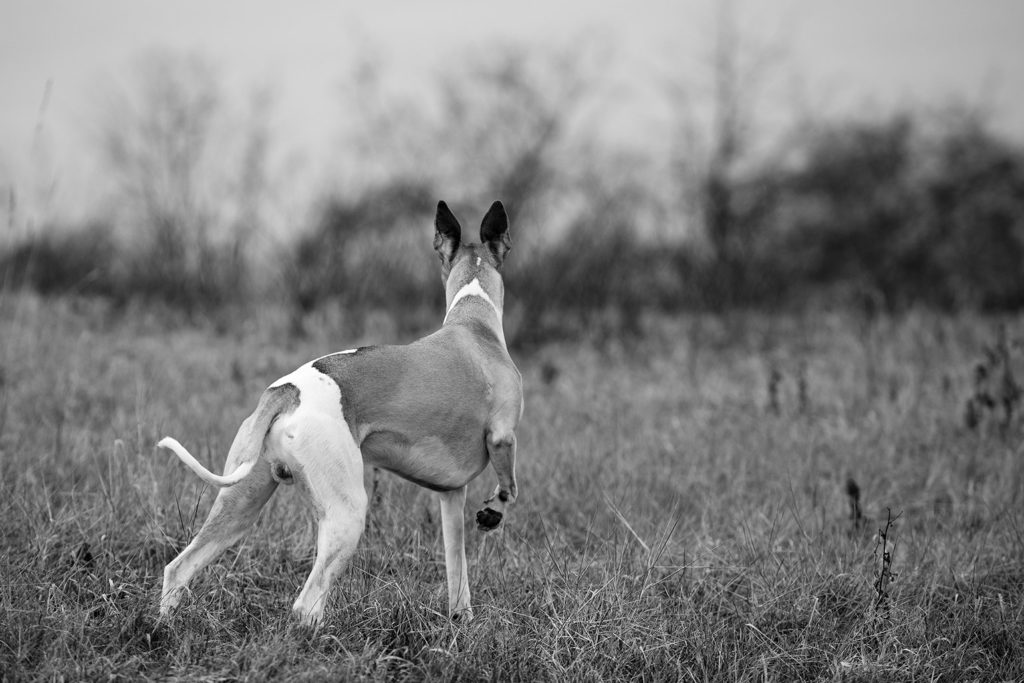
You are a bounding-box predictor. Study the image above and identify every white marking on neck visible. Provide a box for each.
[444,277,499,323]
[475,256,481,266]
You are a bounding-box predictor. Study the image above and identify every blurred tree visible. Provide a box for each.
[99,51,275,311]
[433,46,593,227]
[289,180,437,336]
[335,45,597,237]
[925,111,1024,310]
[770,109,1024,311]
[781,115,921,303]
[290,46,599,337]
[670,0,788,307]
[102,53,218,295]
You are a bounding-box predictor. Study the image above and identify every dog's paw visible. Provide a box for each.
[476,507,503,531]
[451,606,474,624]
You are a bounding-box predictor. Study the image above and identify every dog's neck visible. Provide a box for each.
[442,258,505,338]
[444,278,498,321]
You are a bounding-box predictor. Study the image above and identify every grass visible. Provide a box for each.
[1,292,1022,681]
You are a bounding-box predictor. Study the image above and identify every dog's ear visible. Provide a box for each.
[434,200,462,263]
[480,201,511,267]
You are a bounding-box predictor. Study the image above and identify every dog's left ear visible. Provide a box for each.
[480,201,511,267]
[434,200,462,264]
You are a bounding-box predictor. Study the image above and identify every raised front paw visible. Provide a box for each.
[476,507,503,531]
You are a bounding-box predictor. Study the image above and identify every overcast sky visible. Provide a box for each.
[3,0,1023,225]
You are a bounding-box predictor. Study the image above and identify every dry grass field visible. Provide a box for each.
[1,292,1022,681]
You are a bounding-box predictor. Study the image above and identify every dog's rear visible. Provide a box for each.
[158,384,299,488]
[157,384,304,615]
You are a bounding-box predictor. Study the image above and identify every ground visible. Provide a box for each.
[1,292,1021,681]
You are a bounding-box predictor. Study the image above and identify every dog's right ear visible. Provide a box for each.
[480,200,510,267]
[434,200,461,264]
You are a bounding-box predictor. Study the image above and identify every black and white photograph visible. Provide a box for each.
[2,1,1023,679]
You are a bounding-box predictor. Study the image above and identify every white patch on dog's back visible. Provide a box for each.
[270,363,343,419]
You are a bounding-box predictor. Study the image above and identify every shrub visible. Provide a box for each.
[0,222,119,297]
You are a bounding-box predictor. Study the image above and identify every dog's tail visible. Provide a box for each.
[158,384,299,488]
[157,437,254,487]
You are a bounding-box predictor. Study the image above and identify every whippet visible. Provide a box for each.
[157,200,522,627]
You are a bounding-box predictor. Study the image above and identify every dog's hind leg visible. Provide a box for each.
[278,411,368,628]
[438,486,472,620]
[160,451,277,615]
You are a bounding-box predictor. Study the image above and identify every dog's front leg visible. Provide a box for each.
[477,432,517,531]
[438,486,472,620]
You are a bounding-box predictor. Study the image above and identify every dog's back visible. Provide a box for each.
[307,326,520,490]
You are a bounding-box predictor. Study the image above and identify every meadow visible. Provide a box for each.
[1,291,1022,681]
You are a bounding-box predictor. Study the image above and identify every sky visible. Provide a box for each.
[2,0,1023,227]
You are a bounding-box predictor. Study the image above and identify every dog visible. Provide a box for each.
[157,200,522,626]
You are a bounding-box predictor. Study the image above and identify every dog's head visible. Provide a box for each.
[434,200,511,314]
